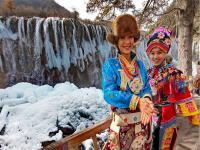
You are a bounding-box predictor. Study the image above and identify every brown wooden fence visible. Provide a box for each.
[43,117,112,150]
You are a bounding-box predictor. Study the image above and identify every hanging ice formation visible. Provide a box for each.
[0,16,113,88]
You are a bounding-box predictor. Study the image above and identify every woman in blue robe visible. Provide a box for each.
[102,14,156,150]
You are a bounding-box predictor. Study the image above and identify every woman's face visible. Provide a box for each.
[148,47,167,66]
[118,35,134,55]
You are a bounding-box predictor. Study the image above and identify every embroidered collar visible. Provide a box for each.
[148,64,180,87]
[118,54,140,80]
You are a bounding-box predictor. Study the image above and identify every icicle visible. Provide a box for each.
[1,17,17,73]
[136,35,152,68]
[52,18,60,54]
[99,25,112,60]
[60,19,70,73]
[52,18,62,69]
[18,17,27,71]
[0,18,17,40]
[0,55,3,72]
[43,17,62,70]
[34,17,44,72]
[82,23,95,54]
[0,16,116,86]
[18,17,26,44]
[27,17,34,49]
[69,19,79,66]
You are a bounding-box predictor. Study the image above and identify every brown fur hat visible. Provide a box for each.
[106,14,140,46]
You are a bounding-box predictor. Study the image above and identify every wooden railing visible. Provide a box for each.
[43,117,112,150]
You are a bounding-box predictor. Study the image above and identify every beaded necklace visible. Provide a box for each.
[118,54,143,94]
[118,55,140,80]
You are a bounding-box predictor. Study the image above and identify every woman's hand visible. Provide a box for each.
[139,98,158,125]
[193,75,200,88]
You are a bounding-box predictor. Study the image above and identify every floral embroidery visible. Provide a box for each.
[149,78,155,86]
[148,64,181,89]
[161,126,176,150]
[148,64,185,104]
[153,39,159,42]
[129,77,144,94]
[164,39,171,46]
[186,102,196,112]
[106,123,150,149]
[158,32,165,39]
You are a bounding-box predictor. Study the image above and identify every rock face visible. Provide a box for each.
[0,0,72,18]
[0,16,113,88]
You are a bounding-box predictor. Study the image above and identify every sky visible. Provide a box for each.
[54,0,144,20]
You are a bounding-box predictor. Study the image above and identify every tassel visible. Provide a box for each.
[179,82,182,93]
[168,76,175,103]
[183,82,186,93]
[156,89,162,104]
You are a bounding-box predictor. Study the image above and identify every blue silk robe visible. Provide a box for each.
[102,57,152,109]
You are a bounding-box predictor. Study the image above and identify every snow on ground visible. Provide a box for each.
[0,82,110,150]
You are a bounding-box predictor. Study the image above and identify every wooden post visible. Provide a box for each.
[92,136,99,150]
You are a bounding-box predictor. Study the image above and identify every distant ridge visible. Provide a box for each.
[0,0,74,18]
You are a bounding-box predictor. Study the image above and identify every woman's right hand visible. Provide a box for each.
[139,98,158,125]
[193,75,200,88]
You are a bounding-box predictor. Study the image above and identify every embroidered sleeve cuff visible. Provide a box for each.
[129,95,140,111]
[188,114,200,125]
[177,99,199,116]
[142,94,152,101]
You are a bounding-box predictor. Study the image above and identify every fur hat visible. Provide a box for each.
[146,27,172,54]
[106,14,140,46]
